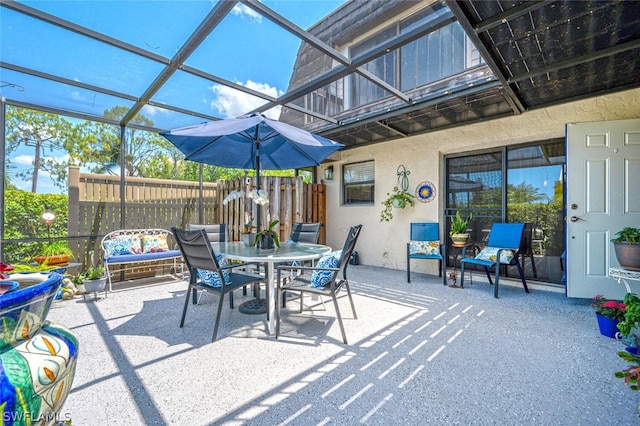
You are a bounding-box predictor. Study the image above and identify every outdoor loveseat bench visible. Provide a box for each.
[101,229,183,291]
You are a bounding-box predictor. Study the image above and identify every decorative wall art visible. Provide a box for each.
[416,181,436,203]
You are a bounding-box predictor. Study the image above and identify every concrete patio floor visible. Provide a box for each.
[48,265,638,425]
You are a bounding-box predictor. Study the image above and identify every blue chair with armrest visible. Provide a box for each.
[459,222,529,298]
[407,223,446,285]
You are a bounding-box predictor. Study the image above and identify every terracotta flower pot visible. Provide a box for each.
[33,254,70,266]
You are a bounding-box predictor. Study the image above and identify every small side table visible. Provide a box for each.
[610,267,640,293]
[448,243,477,286]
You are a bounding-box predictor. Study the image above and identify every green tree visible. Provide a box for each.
[68,106,181,178]
[507,182,547,204]
[5,106,75,192]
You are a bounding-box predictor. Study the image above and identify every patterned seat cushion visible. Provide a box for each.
[475,247,515,264]
[409,240,440,256]
[103,235,142,256]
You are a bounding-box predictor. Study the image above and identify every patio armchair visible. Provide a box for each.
[282,222,323,307]
[187,223,228,243]
[459,222,529,298]
[407,223,445,285]
[172,227,265,342]
[276,224,362,344]
[188,223,252,299]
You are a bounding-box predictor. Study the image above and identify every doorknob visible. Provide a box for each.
[570,216,585,222]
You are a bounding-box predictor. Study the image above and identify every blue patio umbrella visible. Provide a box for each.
[160,113,344,228]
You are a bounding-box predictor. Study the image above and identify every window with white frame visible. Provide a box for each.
[343,161,374,205]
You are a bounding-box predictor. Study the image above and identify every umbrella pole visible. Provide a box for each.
[255,148,261,231]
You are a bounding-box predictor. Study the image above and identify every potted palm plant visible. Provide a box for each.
[449,212,472,247]
[612,227,640,271]
[34,241,74,266]
[380,187,415,222]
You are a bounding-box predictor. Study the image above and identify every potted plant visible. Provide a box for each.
[34,240,74,266]
[80,265,107,293]
[612,227,640,271]
[255,220,280,249]
[241,218,257,247]
[614,293,640,397]
[380,187,415,222]
[449,212,472,247]
[591,294,626,338]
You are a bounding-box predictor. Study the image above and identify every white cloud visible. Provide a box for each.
[71,91,86,101]
[210,80,282,119]
[13,154,33,165]
[231,3,262,23]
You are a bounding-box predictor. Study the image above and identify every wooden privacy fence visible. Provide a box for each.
[67,167,326,278]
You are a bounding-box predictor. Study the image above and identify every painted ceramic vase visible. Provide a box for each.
[0,273,79,425]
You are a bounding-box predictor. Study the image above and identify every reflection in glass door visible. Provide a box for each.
[445,139,565,284]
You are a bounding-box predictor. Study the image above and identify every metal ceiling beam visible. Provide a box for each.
[446,1,525,114]
[254,9,456,114]
[508,39,640,83]
[472,0,547,34]
[376,120,409,137]
[120,0,238,125]
[241,0,411,106]
[1,62,140,102]
[320,79,502,137]
[0,1,169,65]
[181,64,278,103]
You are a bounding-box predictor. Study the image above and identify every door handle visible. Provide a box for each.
[570,216,586,222]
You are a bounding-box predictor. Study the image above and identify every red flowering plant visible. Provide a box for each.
[592,294,626,322]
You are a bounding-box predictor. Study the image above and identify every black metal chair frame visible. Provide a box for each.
[172,227,265,342]
[459,223,529,298]
[281,222,323,307]
[276,225,362,344]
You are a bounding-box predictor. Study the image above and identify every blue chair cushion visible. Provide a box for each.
[310,251,342,288]
[475,247,515,264]
[197,255,231,288]
[409,240,440,256]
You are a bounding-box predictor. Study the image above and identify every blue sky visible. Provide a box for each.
[3,1,347,193]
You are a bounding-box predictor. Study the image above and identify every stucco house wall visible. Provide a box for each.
[322,87,640,276]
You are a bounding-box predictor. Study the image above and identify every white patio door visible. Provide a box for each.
[566,118,640,299]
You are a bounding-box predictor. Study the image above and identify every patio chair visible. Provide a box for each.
[188,223,250,300]
[187,223,228,243]
[282,222,323,306]
[459,222,529,298]
[172,227,265,342]
[407,223,445,285]
[276,225,362,344]
[288,222,322,244]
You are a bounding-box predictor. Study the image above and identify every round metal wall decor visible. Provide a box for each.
[416,181,436,203]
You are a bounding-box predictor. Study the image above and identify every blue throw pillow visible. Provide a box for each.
[197,254,231,288]
[310,251,341,288]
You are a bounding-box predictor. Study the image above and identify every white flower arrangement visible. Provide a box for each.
[223,189,270,206]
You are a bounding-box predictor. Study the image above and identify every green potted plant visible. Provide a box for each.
[255,220,280,249]
[380,187,415,222]
[80,265,107,293]
[449,212,472,247]
[612,227,640,271]
[614,293,640,398]
[34,240,74,266]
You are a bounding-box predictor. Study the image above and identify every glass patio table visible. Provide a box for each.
[211,242,331,335]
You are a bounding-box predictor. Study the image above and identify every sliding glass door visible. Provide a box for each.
[445,139,565,284]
